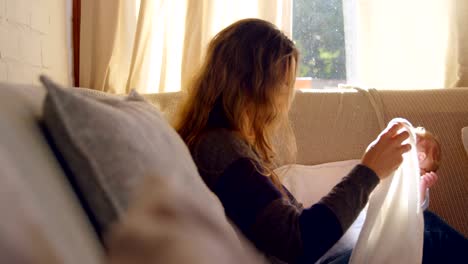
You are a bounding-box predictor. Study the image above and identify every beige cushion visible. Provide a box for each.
[288,90,382,166]
[276,160,361,207]
[40,76,265,262]
[0,83,103,263]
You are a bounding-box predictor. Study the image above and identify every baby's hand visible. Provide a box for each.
[420,172,438,206]
[421,171,438,190]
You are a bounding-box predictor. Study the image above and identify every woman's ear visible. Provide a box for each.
[417,152,427,163]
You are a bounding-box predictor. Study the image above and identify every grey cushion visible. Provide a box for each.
[40,76,229,234]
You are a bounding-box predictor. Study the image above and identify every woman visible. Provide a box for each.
[174,18,466,263]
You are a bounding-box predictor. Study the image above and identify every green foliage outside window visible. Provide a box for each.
[293,0,346,80]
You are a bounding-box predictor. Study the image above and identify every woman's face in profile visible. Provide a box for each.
[277,58,296,112]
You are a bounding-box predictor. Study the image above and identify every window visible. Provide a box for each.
[293,0,349,89]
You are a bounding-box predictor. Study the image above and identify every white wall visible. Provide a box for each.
[0,0,72,86]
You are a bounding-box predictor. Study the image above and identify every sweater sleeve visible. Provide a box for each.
[421,188,430,210]
[215,158,378,263]
[319,164,380,233]
[191,129,379,263]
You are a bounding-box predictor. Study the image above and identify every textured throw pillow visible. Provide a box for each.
[276,159,361,207]
[40,76,240,234]
[462,127,468,157]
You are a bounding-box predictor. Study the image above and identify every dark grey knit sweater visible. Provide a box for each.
[191,128,379,263]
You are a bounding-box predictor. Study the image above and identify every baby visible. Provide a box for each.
[415,127,441,209]
[317,127,441,263]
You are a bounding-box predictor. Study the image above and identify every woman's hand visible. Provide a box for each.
[361,123,412,180]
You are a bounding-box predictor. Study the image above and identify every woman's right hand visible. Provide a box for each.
[361,123,412,180]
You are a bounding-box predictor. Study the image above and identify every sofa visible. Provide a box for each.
[0,82,467,262]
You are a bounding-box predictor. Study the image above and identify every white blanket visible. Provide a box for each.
[349,118,424,264]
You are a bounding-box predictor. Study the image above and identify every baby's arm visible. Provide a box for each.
[420,188,430,210]
[420,172,438,209]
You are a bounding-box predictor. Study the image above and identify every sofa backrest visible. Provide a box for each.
[289,90,382,165]
[376,88,468,236]
[3,82,464,257]
[144,88,468,237]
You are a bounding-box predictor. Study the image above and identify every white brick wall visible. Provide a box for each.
[0,0,71,86]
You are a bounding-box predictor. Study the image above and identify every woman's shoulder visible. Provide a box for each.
[191,128,258,175]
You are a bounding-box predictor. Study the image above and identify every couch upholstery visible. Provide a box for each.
[143,88,468,237]
[289,88,468,237]
[0,83,467,262]
[0,84,104,263]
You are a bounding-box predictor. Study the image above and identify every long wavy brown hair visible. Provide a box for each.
[174,18,298,190]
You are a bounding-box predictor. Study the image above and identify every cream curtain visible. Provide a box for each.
[80,0,138,94]
[354,0,449,89]
[353,0,468,89]
[445,0,468,87]
[182,0,291,91]
[80,0,291,94]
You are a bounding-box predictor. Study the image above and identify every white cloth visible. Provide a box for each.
[349,118,424,264]
[318,193,429,264]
